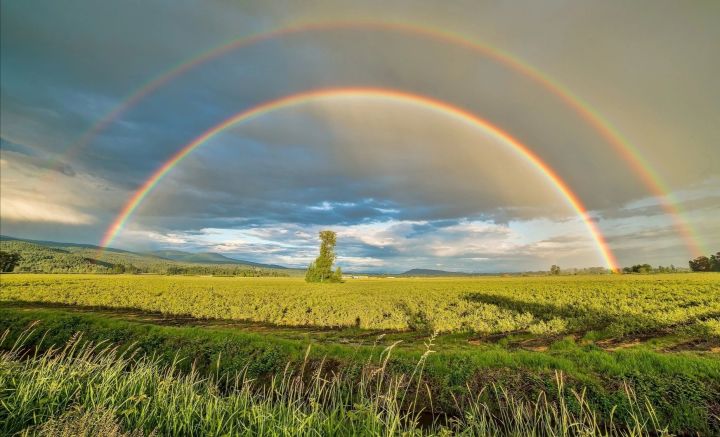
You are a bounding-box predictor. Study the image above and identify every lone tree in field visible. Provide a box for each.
[305,230,342,283]
[549,265,561,275]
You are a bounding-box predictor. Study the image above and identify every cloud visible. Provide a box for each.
[106,214,604,272]
[0,149,118,228]
[0,195,93,225]
[0,137,76,176]
[0,137,37,156]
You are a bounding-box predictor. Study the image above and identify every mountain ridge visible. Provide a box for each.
[400,268,476,276]
[147,250,288,269]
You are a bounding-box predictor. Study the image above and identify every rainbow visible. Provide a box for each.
[52,21,701,256]
[99,88,620,270]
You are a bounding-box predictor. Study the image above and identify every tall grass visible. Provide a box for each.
[1,329,671,436]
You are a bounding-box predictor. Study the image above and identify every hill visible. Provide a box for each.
[148,250,288,269]
[400,268,476,276]
[0,236,297,276]
[0,239,113,273]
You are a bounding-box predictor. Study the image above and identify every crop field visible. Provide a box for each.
[2,273,719,435]
[2,274,719,338]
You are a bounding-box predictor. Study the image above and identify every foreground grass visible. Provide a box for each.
[2,329,677,437]
[1,305,718,434]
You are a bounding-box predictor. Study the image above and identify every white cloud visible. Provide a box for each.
[0,154,96,225]
[0,196,94,225]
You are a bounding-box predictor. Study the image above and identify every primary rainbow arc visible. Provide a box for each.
[99,87,620,271]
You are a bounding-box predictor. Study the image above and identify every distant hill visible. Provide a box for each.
[400,268,475,277]
[0,235,134,254]
[0,235,298,276]
[148,250,288,269]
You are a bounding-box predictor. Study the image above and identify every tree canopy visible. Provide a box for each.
[305,231,343,283]
[689,252,720,272]
[0,251,21,272]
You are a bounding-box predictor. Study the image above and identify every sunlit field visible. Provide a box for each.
[2,273,719,435]
[2,274,718,336]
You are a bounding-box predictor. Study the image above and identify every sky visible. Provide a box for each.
[1,0,718,272]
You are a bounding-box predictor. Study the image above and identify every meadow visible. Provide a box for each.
[1,273,719,435]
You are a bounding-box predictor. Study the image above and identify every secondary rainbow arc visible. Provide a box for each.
[99,87,620,271]
[52,20,703,257]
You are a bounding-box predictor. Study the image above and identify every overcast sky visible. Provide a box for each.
[1,1,718,272]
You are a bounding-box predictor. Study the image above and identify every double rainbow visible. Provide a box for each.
[83,20,702,265]
[99,88,620,270]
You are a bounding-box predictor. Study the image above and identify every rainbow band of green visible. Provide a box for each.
[99,87,620,270]
[52,21,702,256]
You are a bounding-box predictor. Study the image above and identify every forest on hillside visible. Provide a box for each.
[0,240,292,276]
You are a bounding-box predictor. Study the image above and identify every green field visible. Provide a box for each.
[1,273,719,435]
[2,274,719,336]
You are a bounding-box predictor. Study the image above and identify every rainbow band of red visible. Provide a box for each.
[99,87,620,270]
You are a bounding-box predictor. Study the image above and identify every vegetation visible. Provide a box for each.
[1,328,682,436]
[689,252,720,272]
[1,274,718,337]
[305,230,342,283]
[1,302,718,434]
[2,273,718,434]
[622,264,653,274]
[0,238,293,277]
[0,240,110,273]
[0,250,21,272]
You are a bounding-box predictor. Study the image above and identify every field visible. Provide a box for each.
[1,273,719,435]
[2,274,719,337]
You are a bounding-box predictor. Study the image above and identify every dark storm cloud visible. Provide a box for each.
[604,196,720,221]
[0,137,36,156]
[0,138,76,176]
[0,8,645,204]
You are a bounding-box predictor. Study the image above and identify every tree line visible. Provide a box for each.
[688,252,720,272]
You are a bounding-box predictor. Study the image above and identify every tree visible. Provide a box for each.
[0,251,21,272]
[549,265,560,275]
[689,256,711,272]
[710,252,720,272]
[305,230,343,283]
[634,264,652,274]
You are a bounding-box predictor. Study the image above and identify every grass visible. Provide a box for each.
[1,273,718,434]
[2,329,674,436]
[1,304,718,434]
